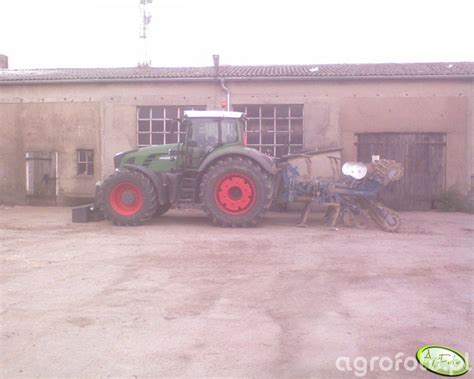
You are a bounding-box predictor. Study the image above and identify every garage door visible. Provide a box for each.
[357,133,446,211]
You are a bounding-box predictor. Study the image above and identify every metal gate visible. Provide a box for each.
[356,133,446,210]
[26,152,58,205]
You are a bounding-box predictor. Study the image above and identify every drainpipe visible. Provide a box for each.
[220,78,230,111]
[213,54,230,111]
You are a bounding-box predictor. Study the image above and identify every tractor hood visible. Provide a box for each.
[135,143,180,156]
[114,143,181,169]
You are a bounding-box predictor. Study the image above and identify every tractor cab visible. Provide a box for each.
[182,111,246,169]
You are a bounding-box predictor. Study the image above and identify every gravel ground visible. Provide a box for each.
[0,206,473,378]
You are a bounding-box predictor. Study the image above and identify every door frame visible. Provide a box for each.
[25,151,59,203]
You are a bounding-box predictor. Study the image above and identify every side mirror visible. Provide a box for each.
[168,149,180,156]
[187,140,198,148]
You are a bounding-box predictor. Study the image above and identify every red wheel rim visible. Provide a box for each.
[214,172,256,214]
[109,182,144,216]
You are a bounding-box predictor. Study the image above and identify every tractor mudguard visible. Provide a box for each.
[198,146,278,176]
[122,164,167,205]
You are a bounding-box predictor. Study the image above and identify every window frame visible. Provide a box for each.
[137,105,206,147]
[77,149,94,176]
[232,104,304,157]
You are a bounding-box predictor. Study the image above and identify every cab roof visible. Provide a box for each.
[183,110,244,119]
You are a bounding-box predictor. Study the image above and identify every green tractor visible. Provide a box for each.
[98,110,277,227]
[75,110,403,231]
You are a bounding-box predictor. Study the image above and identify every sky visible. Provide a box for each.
[0,0,473,69]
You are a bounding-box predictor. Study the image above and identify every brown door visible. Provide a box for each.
[26,152,58,205]
[357,133,446,210]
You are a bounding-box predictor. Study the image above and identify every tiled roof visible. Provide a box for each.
[0,62,473,83]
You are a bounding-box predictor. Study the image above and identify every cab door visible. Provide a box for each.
[185,119,220,169]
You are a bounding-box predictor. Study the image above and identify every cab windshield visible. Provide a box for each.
[187,118,241,148]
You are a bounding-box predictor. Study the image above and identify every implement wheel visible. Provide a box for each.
[101,169,158,226]
[200,157,273,227]
[363,199,401,232]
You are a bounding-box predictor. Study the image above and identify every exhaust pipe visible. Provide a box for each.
[213,54,219,80]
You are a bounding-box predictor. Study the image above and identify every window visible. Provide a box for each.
[233,104,304,157]
[77,149,94,175]
[189,119,219,148]
[221,120,239,144]
[188,119,240,148]
[137,105,206,147]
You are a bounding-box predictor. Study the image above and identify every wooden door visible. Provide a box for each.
[26,152,58,204]
[357,133,446,210]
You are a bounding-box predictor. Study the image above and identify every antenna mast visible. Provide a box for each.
[138,0,153,67]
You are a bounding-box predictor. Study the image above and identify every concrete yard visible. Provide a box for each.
[0,206,473,377]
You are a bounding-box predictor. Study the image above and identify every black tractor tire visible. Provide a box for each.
[199,156,273,227]
[100,169,158,226]
[154,203,171,217]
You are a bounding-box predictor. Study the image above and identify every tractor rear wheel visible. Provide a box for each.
[101,169,158,226]
[200,157,273,227]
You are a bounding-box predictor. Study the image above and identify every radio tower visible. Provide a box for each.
[138,0,153,67]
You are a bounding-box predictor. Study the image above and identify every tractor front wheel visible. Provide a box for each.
[101,169,158,226]
[200,157,273,227]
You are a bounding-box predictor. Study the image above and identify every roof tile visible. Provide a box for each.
[0,62,472,83]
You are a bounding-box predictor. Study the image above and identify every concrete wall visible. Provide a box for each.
[0,77,472,204]
[469,80,474,189]
[340,94,468,191]
[0,102,100,204]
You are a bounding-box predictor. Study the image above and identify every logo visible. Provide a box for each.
[416,345,470,376]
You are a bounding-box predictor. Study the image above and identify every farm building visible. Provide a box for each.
[0,56,473,210]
